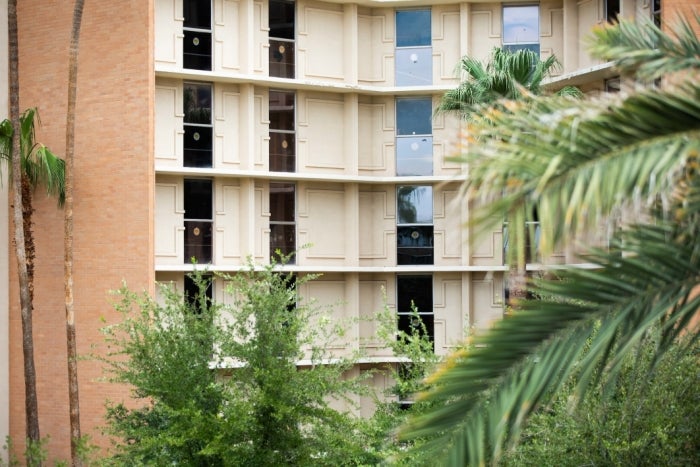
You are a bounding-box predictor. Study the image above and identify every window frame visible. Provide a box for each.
[396,185,434,265]
[395,9,432,86]
[183,0,213,70]
[396,274,434,347]
[395,97,433,176]
[269,89,296,172]
[502,4,540,55]
[269,182,296,262]
[184,178,214,264]
[183,81,214,168]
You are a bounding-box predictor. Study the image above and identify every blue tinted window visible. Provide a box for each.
[503,6,539,45]
[396,10,431,47]
[396,137,432,176]
[396,98,432,136]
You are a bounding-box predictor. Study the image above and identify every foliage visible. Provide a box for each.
[436,47,580,119]
[0,108,65,204]
[101,261,379,466]
[402,17,700,466]
[1,435,96,467]
[362,304,444,465]
[501,334,700,466]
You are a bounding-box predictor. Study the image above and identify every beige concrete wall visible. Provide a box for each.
[10,0,154,460]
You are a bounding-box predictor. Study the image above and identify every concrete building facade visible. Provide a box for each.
[2,0,686,460]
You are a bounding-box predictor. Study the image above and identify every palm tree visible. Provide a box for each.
[6,0,41,450]
[0,108,65,456]
[438,47,581,305]
[436,47,579,119]
[64,1,85,464]
[403,18,700,465]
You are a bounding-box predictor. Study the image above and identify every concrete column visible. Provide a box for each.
[562,0,579,74]
[344,3,358,85]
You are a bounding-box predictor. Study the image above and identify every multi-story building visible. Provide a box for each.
[1,0,687,460]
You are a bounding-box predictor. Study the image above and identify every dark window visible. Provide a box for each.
[269,0,295,78]
[184,273,213,311]
[184,83,213,167]
[502,5,540,55]
[652,0,661,28]
[605,0,620,23]
[397,275,434,346]
[397,186,433,265]
[269,90,295,172]
[270,183,296,262]
[605,76,621,93]
[184,179,213,264]
[183,0,212,70]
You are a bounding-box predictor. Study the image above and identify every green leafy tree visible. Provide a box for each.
[102,262,377,466]
[501,332,700,466]
[402,18,700,465]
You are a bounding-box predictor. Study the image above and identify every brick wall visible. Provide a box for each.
[9,0,154,460]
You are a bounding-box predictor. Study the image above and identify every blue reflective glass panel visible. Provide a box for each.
[396,98,432,136]
[395,47,432,86]
[503,6,539,44]
[396,10,431,47]
[396,136,432,176]
[397,186,433,225]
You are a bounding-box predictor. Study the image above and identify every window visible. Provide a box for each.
[397,185,433,265]
[183,0,212,70]
[184,273,213,312]
[502,5,540,55]
[184,179,213,264]
[395,9,432,86]
[270,182,296,263]
[397,275,434,346]
[269,0,295,78]
[652,0,661,28]
[605,76,621,93]
[605,0,620,23]
[183,82,213,168]
[269,90,295,172]
[396,97,433,176]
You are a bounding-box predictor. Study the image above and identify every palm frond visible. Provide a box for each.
[460,81,700,261]
[588,16,700,81]
[403,218,700,465]
[436,47,565,119]
[0,108,65,205]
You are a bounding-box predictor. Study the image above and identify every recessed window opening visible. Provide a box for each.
[270,182,296,263]
[183,0,212,70]
[395,9,432,86]
[184,179,213,264]
[396,97,433,176]
[652,0,661,28]
[269,0,295,78]
[605,0,620,23]
[396,185,433,265]
[396,275,434,347]
[502,5,540,55]
[184,273,213,312]
[183,82,213,168]
[269,90,296,172]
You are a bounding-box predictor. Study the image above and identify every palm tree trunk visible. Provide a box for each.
[64,1,85,465]
[8,0,42,453]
